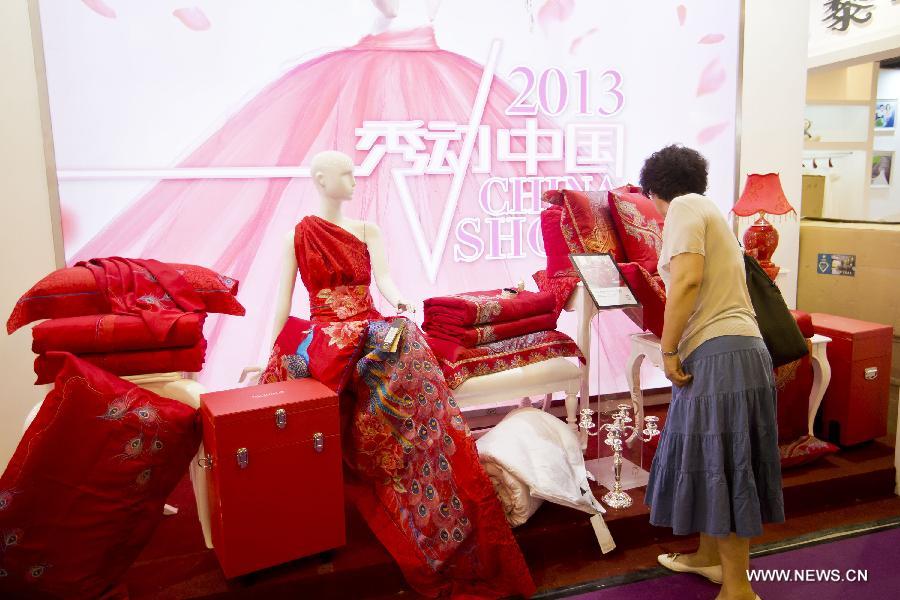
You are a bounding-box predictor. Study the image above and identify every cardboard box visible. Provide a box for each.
[797,219,900,381]
[801,175,825,219]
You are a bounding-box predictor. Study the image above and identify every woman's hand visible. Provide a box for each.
[663,354,693,387]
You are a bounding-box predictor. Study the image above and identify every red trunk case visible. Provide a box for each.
[811,313,893,447]
[200,379,345,578]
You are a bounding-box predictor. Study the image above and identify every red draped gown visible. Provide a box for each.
[260,216,535,599]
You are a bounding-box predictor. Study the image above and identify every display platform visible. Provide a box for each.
[123,402,897,599]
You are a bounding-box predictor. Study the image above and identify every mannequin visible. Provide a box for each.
[241,150,413,382]
[23,374,214,549]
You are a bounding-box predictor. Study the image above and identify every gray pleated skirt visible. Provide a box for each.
[645,335,785,538]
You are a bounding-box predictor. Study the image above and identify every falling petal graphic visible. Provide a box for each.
[696,58,726,96]
[538,0,575,32]
[677,4,687,26]
[697,122,730,144]
[699,33,725,44]
[173,7,211,31]
[569,27,600,54]
[81,0,116,19]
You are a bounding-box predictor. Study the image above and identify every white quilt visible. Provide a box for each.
[476,408,609,535]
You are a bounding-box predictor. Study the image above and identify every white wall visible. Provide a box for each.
[0,1,60,471]
[872,69,900,221]
[809,0,900,69]
[740,0,811,308]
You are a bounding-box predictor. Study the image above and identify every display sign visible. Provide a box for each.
[38,0,740,391]
[569,254,638,310]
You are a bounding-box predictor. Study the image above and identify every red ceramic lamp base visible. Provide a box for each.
[743,214,780,280]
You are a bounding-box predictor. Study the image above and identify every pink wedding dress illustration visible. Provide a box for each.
[70,0,645,392]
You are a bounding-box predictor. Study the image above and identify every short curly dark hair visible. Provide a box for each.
[638,145,709,202]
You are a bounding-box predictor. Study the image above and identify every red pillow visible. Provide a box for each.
[607,186,664,274]
[559,190,624,262]
[0,353,200,598]
[532,270,581,316]
[541,206,576,277]
[779,435,838,469]
[542,189,564,206]
[427,330,583,389]
[259,316,313,384]
[7,263,243,334]
[774,355,814,444]
[618,262,667,338]
[789,310,814,338]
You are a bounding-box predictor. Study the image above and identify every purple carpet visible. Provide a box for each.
[563,526,900,600]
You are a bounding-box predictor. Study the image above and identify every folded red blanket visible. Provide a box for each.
[34,340,207,384]
[32,313,206,354]
[425,331,583,389]
[76,257,206,341]
[423,289,555,327]
[423,312,558,348]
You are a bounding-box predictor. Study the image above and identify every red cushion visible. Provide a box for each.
[559,190,625,262]
[260,316,365,393]
[426,330,583,389]
[607,186,664,274]
[790,310,814,338]
[542,189,564,206]
[532,270,581,316]
[618,262,667,338]
[0,353,200,598]
[541,206,577,277]
[779,435,839,469]
[259,316,313,384]
[7,263,244,334]
[774,355,814,443]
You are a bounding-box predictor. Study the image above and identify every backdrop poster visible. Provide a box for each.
[39,0,741,392]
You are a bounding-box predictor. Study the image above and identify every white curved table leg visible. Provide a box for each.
[625,345,646,443]
[808,335,832,437]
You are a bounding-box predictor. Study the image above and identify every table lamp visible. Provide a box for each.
[732,173,796,279]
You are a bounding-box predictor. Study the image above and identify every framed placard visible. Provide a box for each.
[569,253,639,310]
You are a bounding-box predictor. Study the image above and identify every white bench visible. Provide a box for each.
[453,283,595,433]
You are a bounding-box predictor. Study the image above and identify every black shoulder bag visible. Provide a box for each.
[743,253,808,367]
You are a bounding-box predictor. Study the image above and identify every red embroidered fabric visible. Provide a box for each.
[559,190,625,262]
[75,258,206,341]
[0,353,200,599]
[427,330,584,389]
[262,217,535,598]
[32,313,206,354]
[424,313,558,348]
[779,434,838,469]
[607,186,664,274]
[541,205,577,278]
[33,340,208,384]
[7,262,243,334]
[618,262,667,338]
[532,270,581,316]
[423,289,556,327]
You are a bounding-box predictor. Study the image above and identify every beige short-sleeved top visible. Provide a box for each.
[657,193,760,359]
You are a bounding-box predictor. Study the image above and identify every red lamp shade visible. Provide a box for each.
[733,173,796,280]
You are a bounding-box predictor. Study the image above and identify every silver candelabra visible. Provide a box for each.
[579,403,660,509]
